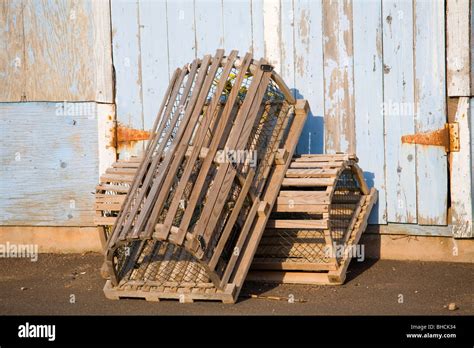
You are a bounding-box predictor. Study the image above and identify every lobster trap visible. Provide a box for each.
[249,154,378,285]
[101,50,308,303]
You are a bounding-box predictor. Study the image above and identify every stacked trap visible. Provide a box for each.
[96,50,376,303]
[250,154,377,285]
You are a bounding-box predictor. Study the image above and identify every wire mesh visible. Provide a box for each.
[256,168,363,266]
[330,169,362,247]
[113,239,210,288]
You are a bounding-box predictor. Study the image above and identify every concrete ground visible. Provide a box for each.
[0,253,472,315]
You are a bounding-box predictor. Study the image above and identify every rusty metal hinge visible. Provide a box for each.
[401,123,460,153]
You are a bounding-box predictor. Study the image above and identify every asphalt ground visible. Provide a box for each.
[0,253,472,315]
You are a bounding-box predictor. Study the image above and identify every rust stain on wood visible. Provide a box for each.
[111,123,151,151]
[116,124,151,142]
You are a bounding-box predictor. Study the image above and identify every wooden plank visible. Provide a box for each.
[451,98,473,237]
[91,0,114,103]
[195,0,224,56]
[100,174,134,184]
[382,0,417,223]
[251,0,265,57]
[281,177,334,187]
[263,0,281,73]
[353,0,386,224]
[167,0,196,69]
[294,0,325,155]
[246,271,335,285]
[292,155,346,162]
[322,0,355,153]
[267,219,328,229]
[111,0,144,157]
[446,0,471,96]
[289,161,345,168]
[251,262,337,272]
[222,0,252,53]
[280,0,295,96]
[104,280,236,303]
[96,195,126,204]
[0,0,25,101]
[0,0,113,102]
[105,167,136,175]
[285,168,339,177]
[139,0,170,130]
[96,184,130,194]
[97,104,116,176]
[0,102,99,226]
[112,162,140,168]
[279,190,329,198]
[472,1,474,95]
[95,202,123,211]
[414,0,448,225]
[95,217,118,226]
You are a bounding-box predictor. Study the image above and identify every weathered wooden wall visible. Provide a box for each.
[0,0,115,227]
[0,0,113,102]
[109,0,457,230]
[0,0,472,238]
[0,103,115,226]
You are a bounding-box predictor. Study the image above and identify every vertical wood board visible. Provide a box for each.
[322,0,355,154]
[414,0,448,225]
[446,0,471,97]
[451,98,473,237]
[111,0,144,157]
[382,0,417,223]
[294,0,325,155]
[353,0,386,224]
[222,0,252,54]
[139,0,170,130]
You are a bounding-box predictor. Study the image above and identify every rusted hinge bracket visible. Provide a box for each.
[401,123,460,153]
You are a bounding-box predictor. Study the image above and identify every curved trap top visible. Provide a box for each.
[104,49,307,299]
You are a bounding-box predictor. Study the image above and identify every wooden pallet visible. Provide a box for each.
[248,154,377,285]
[101,50,306,303]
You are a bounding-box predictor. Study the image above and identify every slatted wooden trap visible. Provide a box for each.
[101,50,308,303]
[249,154,377,285]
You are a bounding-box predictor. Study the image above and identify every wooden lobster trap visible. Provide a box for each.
[101,50,308,303]
[249,154,377,285]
